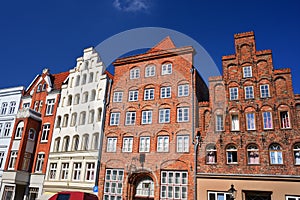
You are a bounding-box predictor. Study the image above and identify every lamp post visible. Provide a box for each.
[227,184,237,200]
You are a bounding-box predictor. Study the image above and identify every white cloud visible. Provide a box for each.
[113,0,149,12]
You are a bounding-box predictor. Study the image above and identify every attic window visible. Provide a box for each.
[37,84,42,92]
[42,83,47,91]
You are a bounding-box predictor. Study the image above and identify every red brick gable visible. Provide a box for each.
[147,36,176,53]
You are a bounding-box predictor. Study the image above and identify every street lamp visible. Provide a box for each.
[227,184,237,200]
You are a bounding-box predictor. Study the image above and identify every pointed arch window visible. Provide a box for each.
[247,144,259,164]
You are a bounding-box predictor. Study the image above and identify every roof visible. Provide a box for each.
[51,71,69,90]
[147,36,176,53]
[105,70,114,80]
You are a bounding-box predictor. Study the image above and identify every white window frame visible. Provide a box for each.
[247,144,259,165]
[139,137,150,152]
[216,115,224,131]
[60,163,69,180]
[46,99,55,115]
[160,87,171,98]
[144,88,154,100]
[125,111,136,125]
[263,111,273,129]
[35,153,45,172]
[260,84,270,98]
[73,162,82,181]
[122,137,133,152]
[3,122,11,137]
[1,102,8,115]
[286,196,300,200]
[159,108,170,123]
[8,151,18,169]
[280,111,291,129]
[162,63,172,75]
[293,143,300,165]
[178,84,189,97]
[8,101,16,114]
[107,137,117,152]
[208,191,231,200]
[0,151,5,169]
[177,135,189,152]
[246,113,256,130]
[226,145,238,164]
[130,68,140,79]
[243,66,252,78]
[231,114,239,131]
[244,86,254,99]
[177,107,189,122]
[145,65,155,77]
[269,144,283,164]
[128,90,138,101]
[160,171,188,199]
[103,169,124,199]
[85,162,95,181]
[110,112,120,126]
[113,92,123,102]
[41,123,50,142]
[229,87,238,100]
[157,136,169,152]
[142,110,152,124]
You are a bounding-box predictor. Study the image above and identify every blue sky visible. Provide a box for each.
[0,0,299,94]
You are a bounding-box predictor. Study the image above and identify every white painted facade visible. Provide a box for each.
[0,87,24,185]
[42,47,110,198]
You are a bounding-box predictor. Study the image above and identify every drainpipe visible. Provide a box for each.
[190,67,197,200]
[94,77,112,192]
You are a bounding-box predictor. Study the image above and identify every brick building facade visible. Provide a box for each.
[98,37,208,200]
[197,31,300,200]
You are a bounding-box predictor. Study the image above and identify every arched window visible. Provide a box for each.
[293,143,300,165]
[97,108,102,121]
[88,110,95,124]
[82,74,87,85]
[92,133,99,150]
[226,145,237,164]
[90,90,96,101]
[247,144,259,164]
[15,121,24,139]
[63,136,70,152]
[28,129,36,140]
[80,111,86,125]
[75,75,80,86]
[269,143,283,164]
[130,67,140,79]
[8,101,17,114]
[71,113,77,127]
[82,134,89,151]
[56,116,62,128]
[89,72,94,83]
[67,95,72,106]
[135,177,154,197]
[54,137,61,152]
[37,84,42,92]
[72,135,79,151]
[63,114,69,127]
[145,64,156,77]
[74,94,80,105]
[70,77,74,88]
[82,92,88,103]
[206,144,216,164]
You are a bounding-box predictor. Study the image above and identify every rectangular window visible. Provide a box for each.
[231,114,239,131]
[113,92,123,102]
[229,87,238,100]
[125,111,136,125]
[73,162,82,181]
[246,113,256,130]
[177,107,189,122]
[160,171,188,199]
[245,86,254,99]
[60,163,69,180]
[85,162,95,181]
[159,108,170,123]
[49,163,57,180]
[286,196,300,200]
[23,102,30,108]
[1,102,8,115]
[160,87,171,98]
[157,136,169,152]
[8,151,18,169]
[103,169,124,199]
[145,65,155,77]
[0,123,3,137]
[162,63,172,75]
[128,90,138,101]
[122,137,133,152]
[35,153,45,172]
[8,101,16,114]
[107,138,117,152]
[142,110,152,124]
[208,191,231,200]
[260,84,270,98]
[110,112,120,126]
[139,137,150,152]
[2,186,14,200]
[144,89,154,100]
[263,112,273,129]
[41,124,50,141]
[46,99,55,115]
[0,151,5,169]
[280,111,291,129]
[4,122,11,137]
[178,84,189,97]
[177,135,189,152]
[216,115,224,131]
[243,66,252,78]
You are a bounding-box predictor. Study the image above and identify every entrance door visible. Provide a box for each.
[134,177,154,200]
